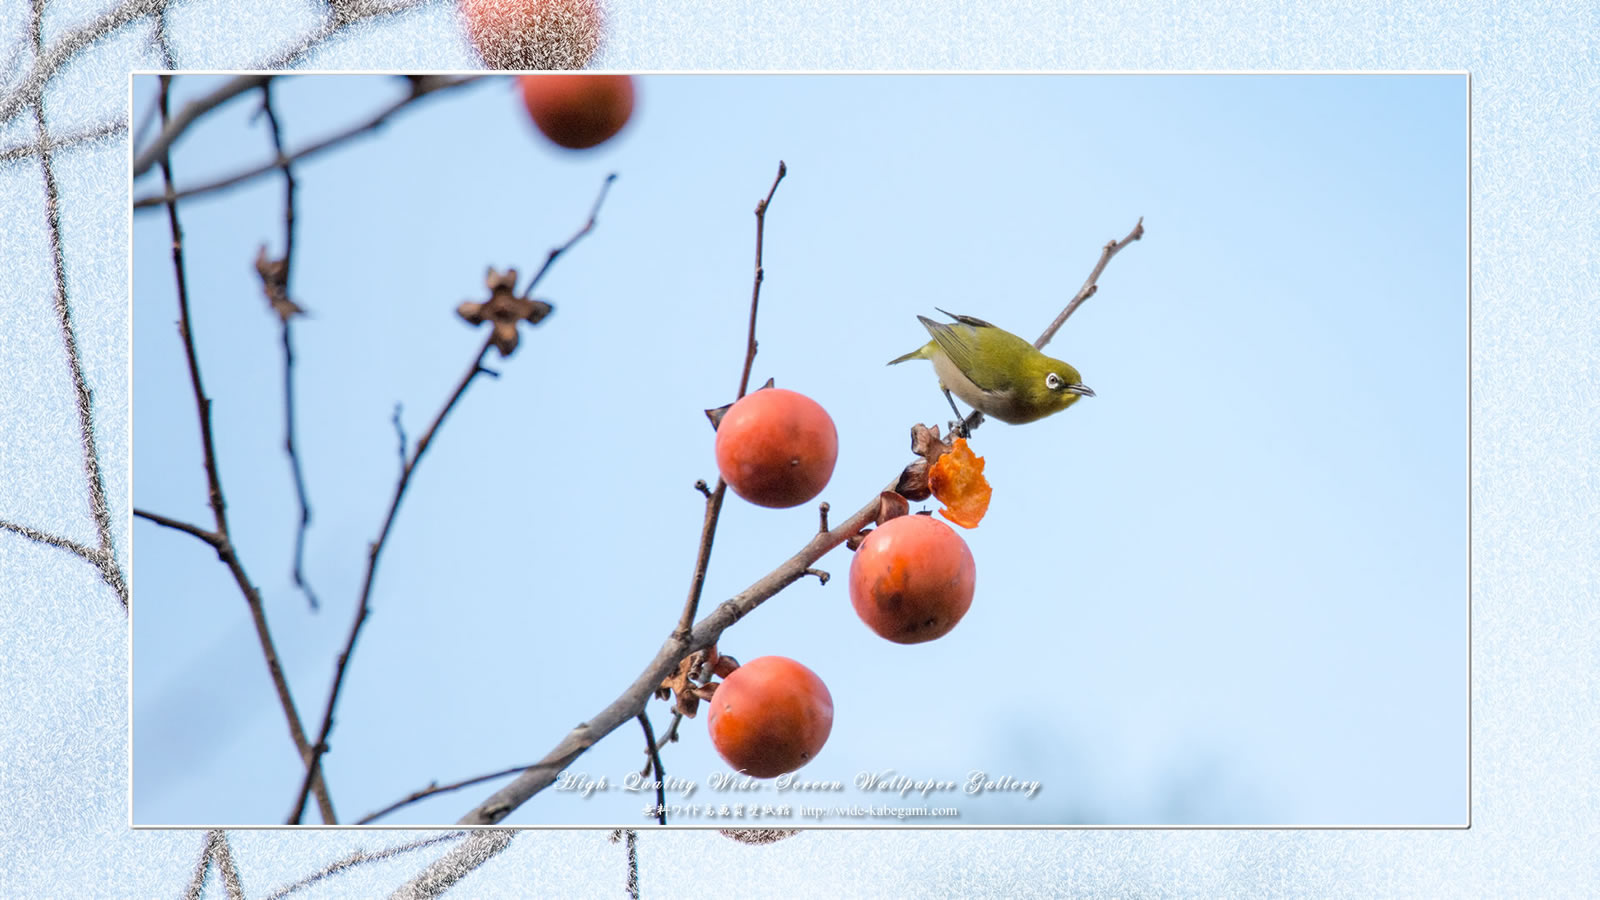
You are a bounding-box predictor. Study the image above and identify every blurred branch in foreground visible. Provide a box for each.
[133,75,482,210]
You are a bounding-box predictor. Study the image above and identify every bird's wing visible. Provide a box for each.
[933,308,997,329]
[918,315,993,388]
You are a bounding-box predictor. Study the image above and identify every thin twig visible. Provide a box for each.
[152,8,175,70]
[392,404,408,471]
[1034,217,1145,350]
[388,830,516,900]
[288,173,615,824]
[288,334,494,824]
[0,15,29,94]
[133,76,481,210]
[210,831,246,900]
[521,172,616,298]
[160,77,228,576]
[179,831,245,900]
[182,830,212,900]
[29,1,127,609]
[132,508,221,547]
[738,160,786,398]
[661,711,684,746]
[670,161,787,644]
[132,89,162,155]
[623,830,639,899]
[259,81,319,612]
[155,77,336,825]
[0,118,126,165]
[457,217,1148,826]
[0,0,171,126]
[0,520,102,561]
[356,762,536,825]
[132,75,270,177]
[673,481,728,642]
[261,832,467,900]
[458,490,883,824]
[956,216,1145,436]
[638,712,667,824]
[255,0,438,70]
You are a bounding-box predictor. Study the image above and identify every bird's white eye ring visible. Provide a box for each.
[1046,372,1062,390]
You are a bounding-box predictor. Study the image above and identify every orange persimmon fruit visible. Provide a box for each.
[518,74,634,149]
[928,436,991,528]
[849,513,976,644]
[707,656,834,779]
[714,388,838,509]
[459,0,604,70]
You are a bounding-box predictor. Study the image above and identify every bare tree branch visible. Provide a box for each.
[738,161,787,398]
[671,161,787,644]
[457,489,883,825]
[609,830,640,898]
[131,75,271,177]
[153,76,336,824]
[956,216,1145,435]
[456,213,1147,826]
[261,832,468,900]
[0,520,100,561]
[133,75,481,210]
[152,7,175,70]
[132,508,221,547]
[288,173,617,824]
[210,831,246,900]
[0,118,126,165]
[521,172,616,298]
[28,0,128,609]
[182,831,212,900]
[1034,216,1146,350]
[638,712,667,824]
[356,762,536,825]
[0,0,170,127]
[625,829,639,898]
[387,830,516,900]
[286,333,494,825]
[255,0,441,70]
[257,81,319,612]
[180,831,245,900]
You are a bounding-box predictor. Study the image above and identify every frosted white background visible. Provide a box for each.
[0,0,1594,896]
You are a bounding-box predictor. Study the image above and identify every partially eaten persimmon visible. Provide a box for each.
[928,437,991,528]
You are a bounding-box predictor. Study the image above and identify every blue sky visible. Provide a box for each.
[130,73,1466,828]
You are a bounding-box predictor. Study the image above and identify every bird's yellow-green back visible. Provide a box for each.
[888,311,1093,425]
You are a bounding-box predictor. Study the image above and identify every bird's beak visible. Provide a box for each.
[1067,383,1095,398]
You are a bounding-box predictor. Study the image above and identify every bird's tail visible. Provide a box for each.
[887,343,932,366]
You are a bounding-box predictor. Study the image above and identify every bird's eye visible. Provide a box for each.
[1045,372,1062,390]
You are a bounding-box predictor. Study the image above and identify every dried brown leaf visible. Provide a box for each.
[910,423,954,464]
[895,458,932,502]
[705,401,732,430]
[705,378,777,430]
[457,267,553,356]
[254,245,304,321]
[875,490,909,525]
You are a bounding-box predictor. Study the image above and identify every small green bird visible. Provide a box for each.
[889,309,1095,425]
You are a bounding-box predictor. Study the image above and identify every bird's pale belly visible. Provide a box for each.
[930,352,1037,424]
